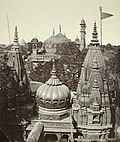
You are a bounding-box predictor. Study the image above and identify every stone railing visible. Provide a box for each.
[26,122,44,142]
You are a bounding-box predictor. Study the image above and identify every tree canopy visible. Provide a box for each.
[29,42,87,90]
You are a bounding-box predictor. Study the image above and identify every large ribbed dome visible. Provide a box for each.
[36,59,70,109]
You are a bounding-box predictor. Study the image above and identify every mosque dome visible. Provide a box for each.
[44,34,62,45]
[55,25,70,43]
[36,59,70,110]
[44,26,70,45]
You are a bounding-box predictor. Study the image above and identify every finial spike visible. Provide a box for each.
[51,58,57,78]
[90,22,99,46]
[59,25,61,33]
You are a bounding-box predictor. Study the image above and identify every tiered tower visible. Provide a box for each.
[7,26,31,98]
[80,18,86,50]
[76,22,113,141]
[6,27,33,141]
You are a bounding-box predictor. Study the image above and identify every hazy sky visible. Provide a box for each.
[0,0,120,45]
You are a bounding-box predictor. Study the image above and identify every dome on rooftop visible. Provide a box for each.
[44,34,62,44]
[36,59,70,110]
[44,26,70,45]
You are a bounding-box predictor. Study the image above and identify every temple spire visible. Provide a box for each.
[13,26,19,48]
[59,25,61,33]
[51,58,57,78]
[90,22,99,46]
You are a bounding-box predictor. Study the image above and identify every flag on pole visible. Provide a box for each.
[99,7,113,46]
[101,12,113,20]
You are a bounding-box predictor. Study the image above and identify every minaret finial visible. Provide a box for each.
[53,29,55,35]
[13,26,19,47]
[80,18,86,50]
[90,22,99,46]
[59,25,61,33]
[51,58,57,78]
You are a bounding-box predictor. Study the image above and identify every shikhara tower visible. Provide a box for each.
[76,22,113,140]
[6,27,33,142]
[7,26,29,89]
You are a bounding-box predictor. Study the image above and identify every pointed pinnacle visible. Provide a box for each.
[51,58,57,78]
[59,25,61,33]
[13,26,19,47]
[90,22,99,46]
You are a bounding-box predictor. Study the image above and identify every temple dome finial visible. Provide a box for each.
[90,22,99,46]
[51,58,57,78]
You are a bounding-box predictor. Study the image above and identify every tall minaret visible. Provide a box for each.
[80,18,86,50]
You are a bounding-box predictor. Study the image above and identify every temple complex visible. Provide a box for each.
[26,22,120,142]
[0,19,119,142]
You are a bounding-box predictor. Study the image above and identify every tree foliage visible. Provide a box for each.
[29,42,87,90]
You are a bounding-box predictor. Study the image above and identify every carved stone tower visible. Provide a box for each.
[76,22,113,141]
[80,18,86,50]
[6,27,33,142]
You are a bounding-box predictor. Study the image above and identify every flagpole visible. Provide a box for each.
[99,6,102,47]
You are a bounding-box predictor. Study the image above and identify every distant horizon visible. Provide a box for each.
[0,0,120,45]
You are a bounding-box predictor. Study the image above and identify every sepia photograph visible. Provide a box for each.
[0,0,120,141]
